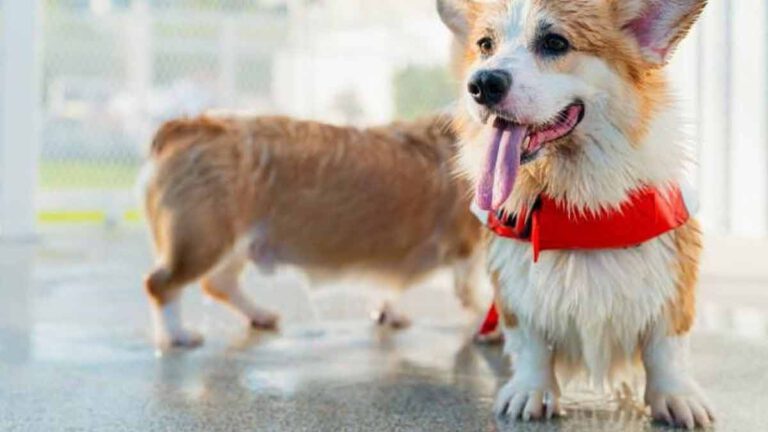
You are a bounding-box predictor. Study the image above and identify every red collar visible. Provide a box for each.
[474,184,690,262]
[474,184,692,339]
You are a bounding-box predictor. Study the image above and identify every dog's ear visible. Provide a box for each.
[617,0,707,67]
[437,0,472,41]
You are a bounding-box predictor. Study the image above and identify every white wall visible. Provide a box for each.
[680,0,768,238]
[728,0,768,237]
[0,0,41,240]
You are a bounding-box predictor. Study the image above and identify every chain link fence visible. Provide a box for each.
[39,0,455,225]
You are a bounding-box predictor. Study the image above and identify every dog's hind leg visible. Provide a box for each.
[144,210,234,348]
[201,249,279,330]
[145,268,204,348]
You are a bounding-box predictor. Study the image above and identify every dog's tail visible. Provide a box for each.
[150,116,229,158]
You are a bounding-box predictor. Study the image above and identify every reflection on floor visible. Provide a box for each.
[0,227,766,431]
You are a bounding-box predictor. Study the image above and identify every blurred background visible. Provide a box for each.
[1,0,456,231]
[0,0,765,269]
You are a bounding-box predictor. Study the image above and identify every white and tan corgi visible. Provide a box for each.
[139,113,484,348]
[439,0,713,428]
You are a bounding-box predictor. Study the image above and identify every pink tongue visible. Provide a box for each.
[475,124,528,212]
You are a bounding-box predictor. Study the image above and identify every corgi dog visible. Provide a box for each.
[438,0,713,428]
[140,113,484,348]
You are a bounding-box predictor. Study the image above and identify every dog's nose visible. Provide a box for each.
[467,70,511,107]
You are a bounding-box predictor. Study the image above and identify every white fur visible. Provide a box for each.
[539,66,689,211]
[494,325,560,420]
[208,242,279,328]
[643,321,715,428]
[491,229,678,386]
[151,299,203,348]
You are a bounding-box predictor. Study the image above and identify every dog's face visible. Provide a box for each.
[439,0,706,212]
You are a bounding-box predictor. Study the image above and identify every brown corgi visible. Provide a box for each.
[439,0,712,428]
[139,113,484,348]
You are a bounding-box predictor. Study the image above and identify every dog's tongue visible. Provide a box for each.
[476,122,528,212]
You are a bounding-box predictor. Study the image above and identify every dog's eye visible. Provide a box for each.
[477,37,495,57]
[540,34,570,56]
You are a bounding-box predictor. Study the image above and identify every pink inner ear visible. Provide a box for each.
[625,2,673,61]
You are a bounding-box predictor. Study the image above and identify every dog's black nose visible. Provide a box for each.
[468,70,511,107]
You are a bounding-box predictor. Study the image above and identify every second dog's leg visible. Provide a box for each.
[145,269,203,348]
[373,300,411,329]
[201,254,279,330]
[453,249,485,313]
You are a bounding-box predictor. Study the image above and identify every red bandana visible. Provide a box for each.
[476,184,690,262]
[474,184,692,338]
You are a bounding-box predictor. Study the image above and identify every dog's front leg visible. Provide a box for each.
[643,324,715,429]
[452,248,485,313]
[494,325,560,421]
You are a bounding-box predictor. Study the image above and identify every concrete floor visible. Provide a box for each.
[1,227,767,431]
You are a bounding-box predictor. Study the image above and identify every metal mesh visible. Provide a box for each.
[39,0,454,225]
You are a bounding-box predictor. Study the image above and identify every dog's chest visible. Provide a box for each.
[489,234,678,363]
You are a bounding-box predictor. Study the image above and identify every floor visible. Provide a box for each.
[1,227,767,431]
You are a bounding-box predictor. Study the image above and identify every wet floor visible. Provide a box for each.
[1,227,767,431]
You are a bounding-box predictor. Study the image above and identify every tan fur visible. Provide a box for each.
[669,219,703,335]
[463,1,706,78]
[143,113,482,313]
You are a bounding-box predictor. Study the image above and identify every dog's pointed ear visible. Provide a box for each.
[617,0,707,67]
[438,0,472,41]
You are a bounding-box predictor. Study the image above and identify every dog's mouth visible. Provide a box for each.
[475,102,584,212]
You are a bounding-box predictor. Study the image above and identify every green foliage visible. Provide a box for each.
[394,65,455,120]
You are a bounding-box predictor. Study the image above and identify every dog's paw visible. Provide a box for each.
[157,328,204,349]
[494,379,560,421]
[646,387,715,429]
[372,304,411,330]
[250,310,279,330]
